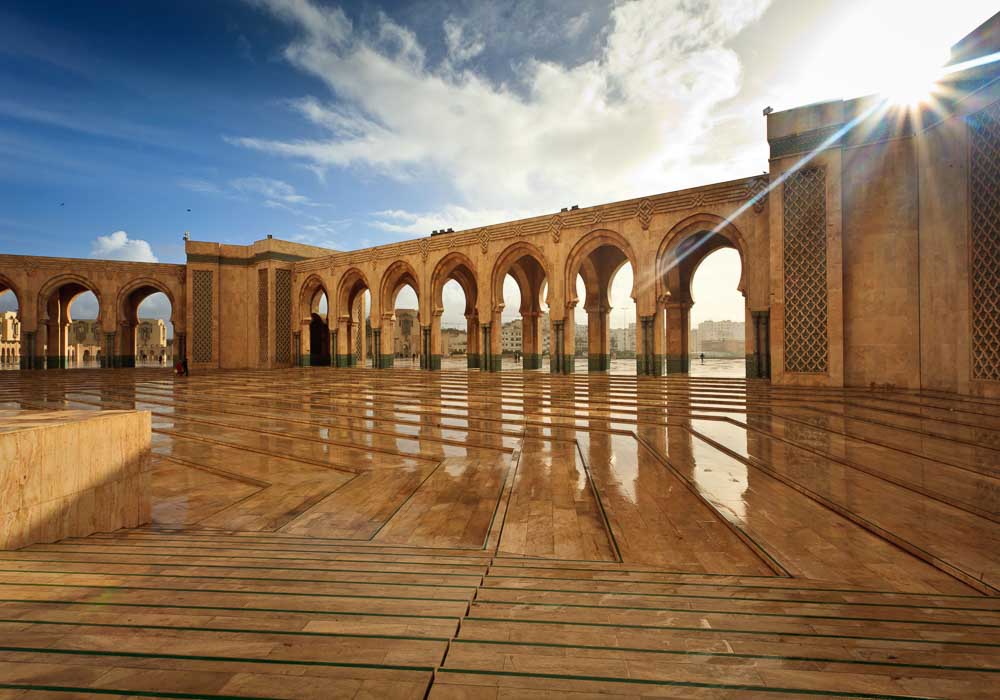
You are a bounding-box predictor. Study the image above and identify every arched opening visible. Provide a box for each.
[431,252,479,370]
[135,292,174,367]
[336,269,372,368]
[390,283,417,367]
[119,282,176,369]
[0,282,20,369]
[379,261,420,369]
[689,248,746,377]
[39,278,101,369]
[492,244,548,372]
[657,215,749,377]
[566,233,638,374]
[297,276,331,367]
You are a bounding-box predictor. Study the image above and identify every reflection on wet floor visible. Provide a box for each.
[1,365,997,596]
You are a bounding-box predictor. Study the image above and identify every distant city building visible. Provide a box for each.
[691,319,745,356]
[441,327,467,355]
[0,310,20,366]
[501,318,522,353]
[610,322,637,355]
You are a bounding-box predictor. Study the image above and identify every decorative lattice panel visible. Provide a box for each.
[274,269,291,364]
[970,100,1000,382]
[782,167,829,373]
[258,269,269,364]
[192,270,213,362]
[354,296,363,362]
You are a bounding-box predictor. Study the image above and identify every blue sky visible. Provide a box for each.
[1,0,995,327]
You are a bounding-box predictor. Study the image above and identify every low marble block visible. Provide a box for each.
[0,409,151,549]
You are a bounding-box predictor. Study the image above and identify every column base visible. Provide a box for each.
[587,354,610,372]
[467,354,480,369]
[523,354,542,370]
[427,354,442,370]
[334,354,351,368]
[120,356,136,368]
[746,353,771,379]
[636,353,663,376]
[46,356,67,369]
[665,355,689,374]
[375,355,394,369]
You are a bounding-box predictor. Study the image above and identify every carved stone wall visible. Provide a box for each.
[970,100,1000,382]
[257,269,268,365]
[191,270,213,363]
[782,167,829,374]
[274,269,291,364]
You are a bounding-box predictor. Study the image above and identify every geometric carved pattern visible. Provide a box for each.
[258,269,268,365]
[274,269,291,364]
[191,270,213,363]
[969,100,1000,382]
[782,167,828,373]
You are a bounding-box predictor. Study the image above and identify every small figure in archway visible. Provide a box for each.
[700,352,705,365]
[174,360,183,375]
[182,358,189,376]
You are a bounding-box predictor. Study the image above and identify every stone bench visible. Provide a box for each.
[0,410,151,549]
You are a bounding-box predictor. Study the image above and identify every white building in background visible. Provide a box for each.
[0,310,20,365]
[698,319,745,342]
[610,322,637,354]
[501,312,551,354]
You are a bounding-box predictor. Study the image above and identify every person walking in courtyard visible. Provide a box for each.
[700,352,705,364]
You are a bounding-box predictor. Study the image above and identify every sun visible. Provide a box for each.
[879,49,948,106]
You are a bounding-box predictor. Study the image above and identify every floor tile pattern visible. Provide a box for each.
[0,366,997,698]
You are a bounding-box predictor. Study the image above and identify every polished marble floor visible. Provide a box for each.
[0,366,998,698]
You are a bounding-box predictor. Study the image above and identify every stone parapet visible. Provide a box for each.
[0,409,151,549]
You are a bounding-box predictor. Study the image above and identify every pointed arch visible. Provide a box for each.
[379,260,420,320]
[490,241,550,313]
[298,274,330,323]
[116,277,178,326]
[336,267,372,317]
[37,273,102,324]
[430,252,478,316]
[0,274,20,319]
[564,228,639,309]
[656,213,748,302]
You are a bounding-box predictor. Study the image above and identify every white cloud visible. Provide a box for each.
[565,11,591,39]
[234,0,771,218]
[90,231,158,263]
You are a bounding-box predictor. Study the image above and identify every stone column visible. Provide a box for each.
[118,322,136,368]
[377,314,394,368]
[466,313,480,369]
[329,328,338,368]
[664,301,691,374]
[174,332,186,364]
[297,321,310,366]
[427,310,441,370]
[560,309,576,374]
[21,331,39,370]
[335,316,350,367]
[522,311,542,370]
[479,323,492,372]
[748,310,771,379]
[636,314,662,376]
[45,320,67,369]
[585,304,610,372]
[421,325,433,369]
